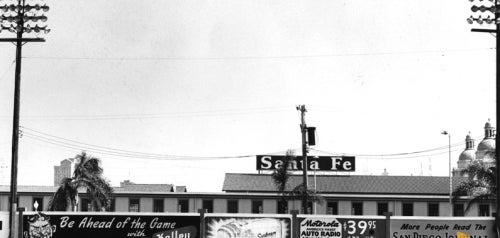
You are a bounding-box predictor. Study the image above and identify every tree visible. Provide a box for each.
[48,152,113,211]
[453,153,497,211]
[271,150,324,214]
[271,150,294,213]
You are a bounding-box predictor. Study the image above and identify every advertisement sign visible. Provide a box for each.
[390,218,495,238]
[256,155,355,171]
[22,212,199,238]
[299,217,385,238]
[205,216,291,238]
[0,211,8,238]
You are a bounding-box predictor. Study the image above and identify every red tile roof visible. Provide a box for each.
[222,173,468,195]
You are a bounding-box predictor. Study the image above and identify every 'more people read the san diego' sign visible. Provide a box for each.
[256,155,355,171]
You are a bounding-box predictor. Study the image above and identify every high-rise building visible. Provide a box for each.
[53,158,77,186]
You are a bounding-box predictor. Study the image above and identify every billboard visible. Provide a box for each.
[0,211,8,238]
[22,212,199,238]
[205,215,291,238]
[390,217,495,238]
[299,216,386,238]
[256,156,355,171]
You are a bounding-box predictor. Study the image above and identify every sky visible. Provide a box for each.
[0,0,497,192]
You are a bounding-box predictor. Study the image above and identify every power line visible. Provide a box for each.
[19,126,484,161]
[21,47,495,62]
[21,126,283,160]
[0,59,15,82]
[1,106,291,121]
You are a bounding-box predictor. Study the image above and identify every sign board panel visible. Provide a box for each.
[256,155,355,171]
[22,212,199,238]
[299,216,385,238]
[390,217,495,238]
[205,216,291,238]
[0,211,8,238]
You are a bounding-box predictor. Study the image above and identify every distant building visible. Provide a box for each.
[454,120,496,176]
[53,158,77,186]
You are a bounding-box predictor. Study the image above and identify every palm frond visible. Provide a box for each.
[271,150,295,193]
[290,184,325,205]
[50,151,113,211]
[75,177,114,210]
[48,177,77,211]
[453,153,497,210]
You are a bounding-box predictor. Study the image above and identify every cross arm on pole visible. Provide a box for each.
[0,38,45,42]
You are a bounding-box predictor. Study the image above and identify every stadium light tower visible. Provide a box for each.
[466,0,499,228]
[0,0,49,237]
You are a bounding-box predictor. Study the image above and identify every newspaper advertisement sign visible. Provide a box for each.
[22,212,199,238]
[205,216,291,238]
[390,218,495,238]
[299,216,386,238]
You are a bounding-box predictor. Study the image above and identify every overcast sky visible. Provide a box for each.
[0,0,496,192]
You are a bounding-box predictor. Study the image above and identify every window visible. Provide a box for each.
[377,202,388,216]
[307,202,313,214]
[81,198,92,212]
[203,200,213,213]
[178,199,189,213]
[153,199,164,213]
[129,199,140,212]
[402,203,413,216]
[32,197,44,211]
[352,202,363,215]
[428,203,439,216]
[277,200,288,214]
[327,201,338,215]
[252,200,263,214]
[453,204,464,217]
[227,200,238,213]
[105,199,115,212]
[479,204,490,216]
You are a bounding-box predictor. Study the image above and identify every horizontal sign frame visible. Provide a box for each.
[256,155,355,171]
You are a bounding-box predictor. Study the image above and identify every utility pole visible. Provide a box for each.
[466,0,498,230]
[0,1,49,237]
[297,105,309,214]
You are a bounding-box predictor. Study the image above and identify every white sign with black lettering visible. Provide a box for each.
[300,218,342,238]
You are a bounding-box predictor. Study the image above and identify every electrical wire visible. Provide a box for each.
[22,47,495,62]
[18,126,486,161]
[1,106,292,121]
[20,126,286,160]
[0,59,15,82]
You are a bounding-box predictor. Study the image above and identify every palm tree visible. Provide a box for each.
[271,150,294,212]
[48,152,113,211]
[271,150,324,213]
[453,153,497,211]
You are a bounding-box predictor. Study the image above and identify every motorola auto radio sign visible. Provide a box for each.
[256,155,355,171]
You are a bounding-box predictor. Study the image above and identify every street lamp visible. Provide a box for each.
[441,131,452,216]
[0,1,49,238]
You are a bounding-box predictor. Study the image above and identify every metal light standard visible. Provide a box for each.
[0,0,49,237]
[466,0,499,228]
[441,131,452,216]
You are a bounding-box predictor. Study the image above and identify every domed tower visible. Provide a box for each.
[453,133,475,177]
[475,119,496,169]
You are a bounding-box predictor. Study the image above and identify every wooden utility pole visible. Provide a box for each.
[466,0,498,231]
[0,1,49,237]
[297,105,308,214]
